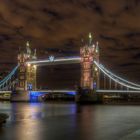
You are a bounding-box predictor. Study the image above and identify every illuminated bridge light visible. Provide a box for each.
[26,57,81,65]
[99,64,140,88]
[29,90,76,102]
[30,91,49,96]
[26,41,30,47]
[30,90,76,95]
[94,61,140,90]
[0,65,18,90]
[33,65,37,69]
[67,91,76,95]
[97,90,140,93]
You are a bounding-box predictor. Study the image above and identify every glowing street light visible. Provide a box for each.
[88,32,93,46]
[89,32,92,39]
[27,63,31,67]
[95,67,98,71]
[33,65,37,69]
[26,41,30,47]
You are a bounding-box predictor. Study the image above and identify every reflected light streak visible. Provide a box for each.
[12,104,43,140]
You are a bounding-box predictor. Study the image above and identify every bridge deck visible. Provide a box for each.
[97,90,140,93]
[27,57,81,66]
[32,90,76,93]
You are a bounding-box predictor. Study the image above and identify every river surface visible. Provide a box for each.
[1,102,140,140]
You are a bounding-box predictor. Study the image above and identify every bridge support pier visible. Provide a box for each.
[75,89,103,104]
[77,33,101,103]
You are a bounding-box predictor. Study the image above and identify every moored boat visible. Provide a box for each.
[0,113,9,125]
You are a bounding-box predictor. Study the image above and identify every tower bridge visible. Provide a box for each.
[0,33,140,102]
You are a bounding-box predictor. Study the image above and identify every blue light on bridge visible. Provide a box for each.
[30,91,48,97]
[29,90,76,102]
[66,91,76,95]
[29,91,48,102]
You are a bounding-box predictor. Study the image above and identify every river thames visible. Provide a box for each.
[0,102,140,140]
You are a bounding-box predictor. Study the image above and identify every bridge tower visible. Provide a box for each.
[80,33,99,90]
[17,42,37,91]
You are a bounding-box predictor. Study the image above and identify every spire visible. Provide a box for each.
[18,46,24,54]
[34,49,36,56]
[26,41,31,55]
[26,41,30,47]
[88,32,92,46]
[96,41,99,53]
[18,46,21,53]
[81,38,84,44]
[33,49,37,59]
[81,38,86,47]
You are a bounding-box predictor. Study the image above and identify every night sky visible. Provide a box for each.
[0,0,140,88]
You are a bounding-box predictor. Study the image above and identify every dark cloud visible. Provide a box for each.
[133,53,140,59]
[119,62,139,67]
[0,0,140,86]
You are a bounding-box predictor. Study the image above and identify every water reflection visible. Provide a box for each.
[8,103,77,122]
[1,102,140,140]
[0,102,78,140]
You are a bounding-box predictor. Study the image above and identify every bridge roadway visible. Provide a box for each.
[27,57,81,66]
[35,90,140,94]
[30,90,76,96]
[96,90,140,95]
[29,90,139,98]
[0,90,140,94]
[30,90,140,97]
[32,90,76,93]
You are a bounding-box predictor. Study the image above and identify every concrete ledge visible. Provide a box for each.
[11,90,30,102]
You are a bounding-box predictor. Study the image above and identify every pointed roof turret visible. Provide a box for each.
[26,41,30,47]
[95,41,99,53]
[88,32,93,46]
[26,41,31,55]
[32,49,37,59]
[34,49,36,56]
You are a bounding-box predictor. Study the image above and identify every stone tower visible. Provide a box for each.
[80,33,99,90]
[17,42,37,91]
